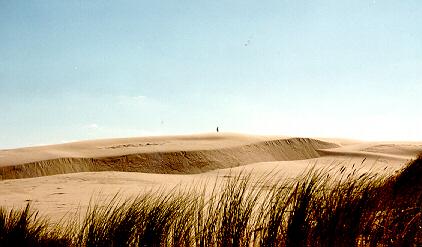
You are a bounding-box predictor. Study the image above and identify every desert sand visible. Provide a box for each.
[0,133,421,222]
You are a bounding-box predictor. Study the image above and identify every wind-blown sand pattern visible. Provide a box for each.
[0,133,421,222]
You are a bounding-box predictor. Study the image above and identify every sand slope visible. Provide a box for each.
[0,134,338,180]
[0,133,421,222]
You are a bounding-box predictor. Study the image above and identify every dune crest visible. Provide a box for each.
[0,136,338,180]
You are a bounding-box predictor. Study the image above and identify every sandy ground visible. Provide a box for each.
[0,133,278,166]
[0,133,421,223]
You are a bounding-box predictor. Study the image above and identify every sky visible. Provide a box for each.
[1,0,422,148]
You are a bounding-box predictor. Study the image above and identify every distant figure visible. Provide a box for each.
[216,126,219,133]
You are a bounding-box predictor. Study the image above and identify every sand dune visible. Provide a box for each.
[0,134,338,180]
[0,133,421,223]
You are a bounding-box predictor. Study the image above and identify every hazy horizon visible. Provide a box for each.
[1,1,422,149]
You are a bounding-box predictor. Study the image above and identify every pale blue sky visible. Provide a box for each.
[1,1,421,148]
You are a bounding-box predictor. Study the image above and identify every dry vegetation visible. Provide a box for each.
[1,156,421,247]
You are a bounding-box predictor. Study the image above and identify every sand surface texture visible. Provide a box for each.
[0,133,421,222]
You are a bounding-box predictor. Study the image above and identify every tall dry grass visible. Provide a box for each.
[0,204,72,246]
[1,156,421,246]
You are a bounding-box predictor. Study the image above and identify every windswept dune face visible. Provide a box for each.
[0,133,421,222]
[0,133,338,180]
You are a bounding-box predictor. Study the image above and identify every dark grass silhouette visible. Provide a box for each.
[1,156,421,246]
[0,204,72,246]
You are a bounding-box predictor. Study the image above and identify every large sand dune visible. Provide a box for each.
[0,133,421,222]
[0,133,338,180]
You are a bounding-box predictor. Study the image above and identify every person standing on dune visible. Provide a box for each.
[216,126,219,133]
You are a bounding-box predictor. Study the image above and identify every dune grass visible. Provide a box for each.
[0,204,72,246]
[1,157,421,247]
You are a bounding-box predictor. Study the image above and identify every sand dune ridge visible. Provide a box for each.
[0,137,338,180]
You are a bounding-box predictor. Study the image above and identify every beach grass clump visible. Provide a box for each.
[0,204,72,247]
[0,156,421,246]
